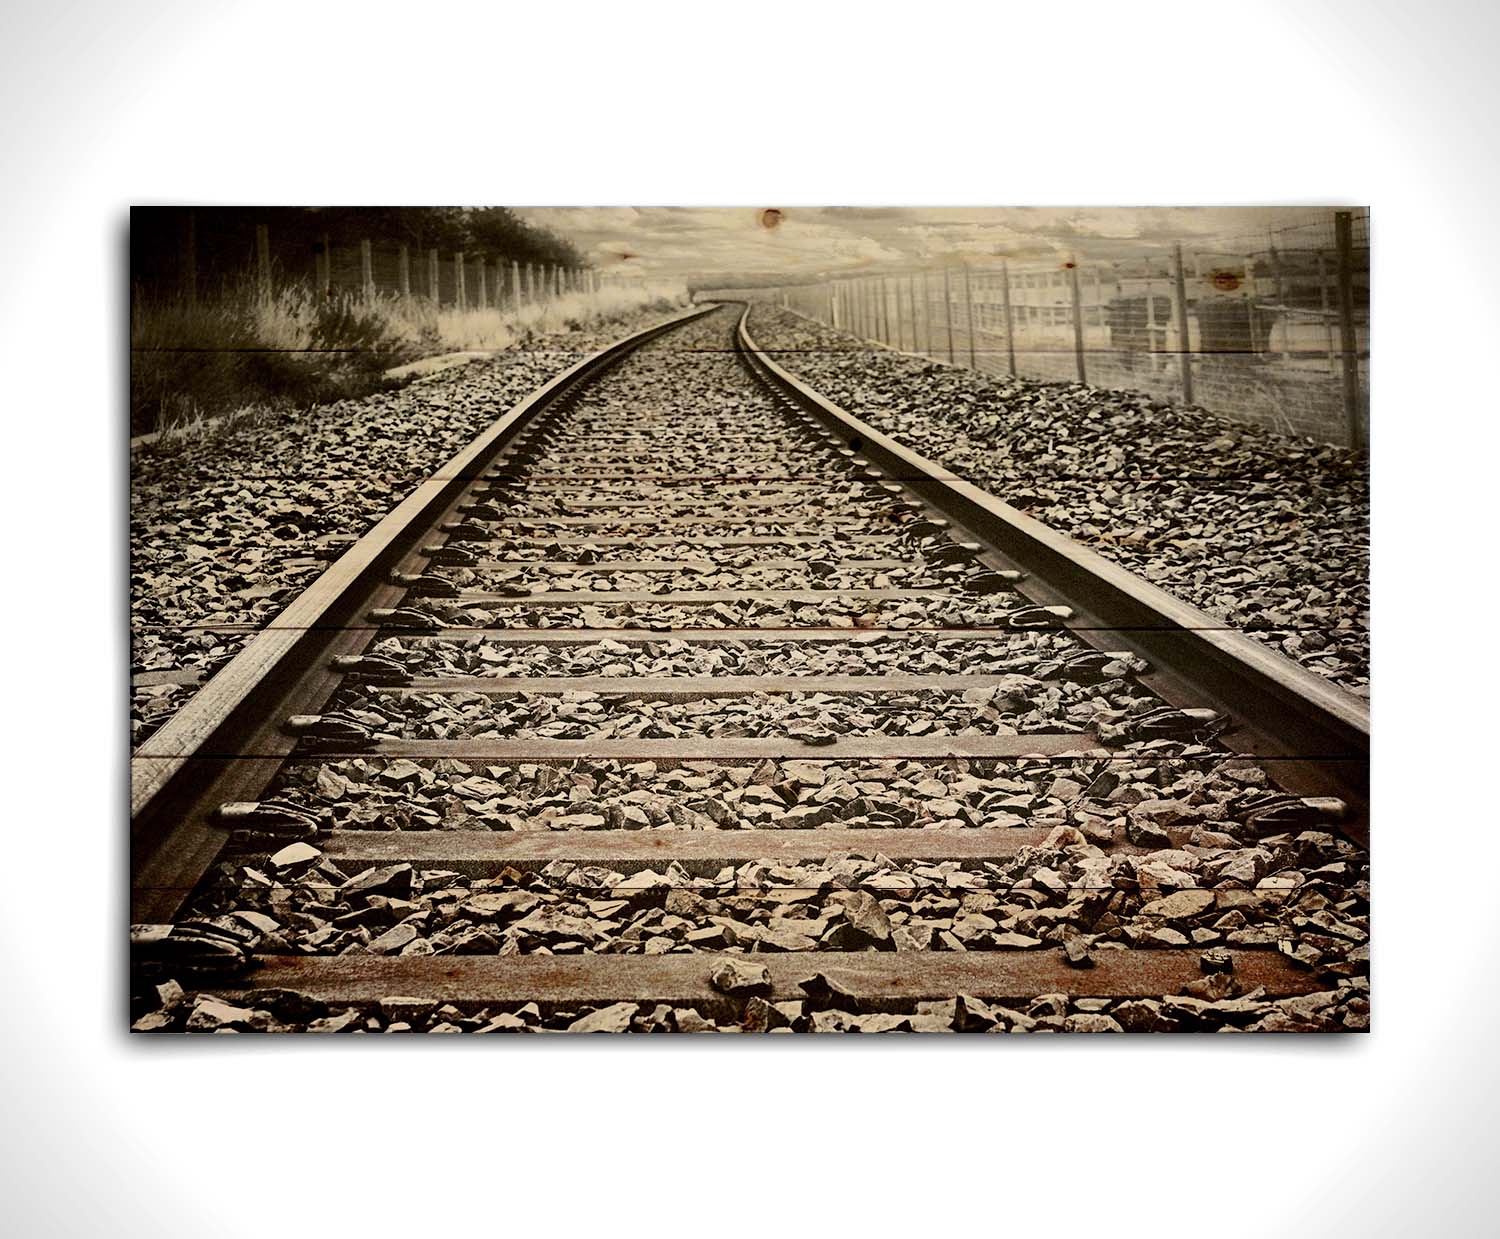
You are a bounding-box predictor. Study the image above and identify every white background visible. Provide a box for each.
[1,1,1494,1234]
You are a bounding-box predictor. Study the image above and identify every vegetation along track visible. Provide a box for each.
[131,303,1371,1034]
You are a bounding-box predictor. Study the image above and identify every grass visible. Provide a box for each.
[428,284,688,352]
[130,279,688,437]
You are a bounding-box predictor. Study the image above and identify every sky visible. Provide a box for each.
[514,206,1345,283]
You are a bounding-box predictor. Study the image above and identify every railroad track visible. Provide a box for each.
[131,303,1370,1033]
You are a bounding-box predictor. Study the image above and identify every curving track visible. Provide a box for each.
[131,304,1370,1034]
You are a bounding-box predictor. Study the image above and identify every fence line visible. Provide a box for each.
[719,209,1370,449]
[156,215,646,313]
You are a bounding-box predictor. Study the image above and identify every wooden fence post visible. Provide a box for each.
[903,275,915,352]
[942,266,956,362]
[318,233,332,299]
[478,260,488,311]
[525,264,534,304]
[360,239,374,299]
[962,264,977,368]
[428,249,440,304]
[455,252,467,311]
[397,244,411,297]
[878,277,890,344]
[999,260,1016,375]
[1335,211,1365,449]
[1269,229,1284,310]
[1245,257,1259,354]
[511,261,521,308]
[1172,242,1195,405]
[179,212,197,306]
[1068,259,1086,383]
[1317,250,1335,374]
[918,272,930,355]
[255,224,271,298]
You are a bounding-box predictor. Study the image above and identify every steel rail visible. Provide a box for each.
[133,303,1365,1029]
[131,305,717,922]
[734,305,1371,841]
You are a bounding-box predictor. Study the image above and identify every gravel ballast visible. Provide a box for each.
[140,746,1369,1033]
[131,305,1368,1034]
[254,752,1223,833]
[131,303,692,744]
[747,305,1369,693]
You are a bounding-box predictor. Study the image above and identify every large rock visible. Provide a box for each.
[511,907,600,944]
[710,960,771,997]
[1138,889,1215,920]
[840,891,893,947]
[186,997,257,1031]
[567,1002,638,1033]
[268,842,321,873]
[461,891,540,921]
[953,994,1006,1031]
[339,863,414,903]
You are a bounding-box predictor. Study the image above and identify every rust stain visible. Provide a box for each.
[759,208,784,230]
[1209,270,1241,292]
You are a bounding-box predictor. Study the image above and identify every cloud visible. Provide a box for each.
[514,206,1346,280]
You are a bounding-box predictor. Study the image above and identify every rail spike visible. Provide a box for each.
[282,713,375,749]
[368,606,445,631]
[391,572,460,597]
[213,799,325,839]
[330,653,413,685]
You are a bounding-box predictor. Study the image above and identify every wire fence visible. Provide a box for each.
[141,217,654,312]
[724,209,1369,448]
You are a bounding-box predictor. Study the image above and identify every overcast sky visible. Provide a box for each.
[515,206,1345,281]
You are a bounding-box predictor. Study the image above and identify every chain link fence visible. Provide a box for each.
[725,209,1369,448]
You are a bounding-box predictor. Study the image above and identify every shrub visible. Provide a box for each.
[131,278,687,435]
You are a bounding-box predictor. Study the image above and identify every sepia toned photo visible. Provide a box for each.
[129,205,1369,1035]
